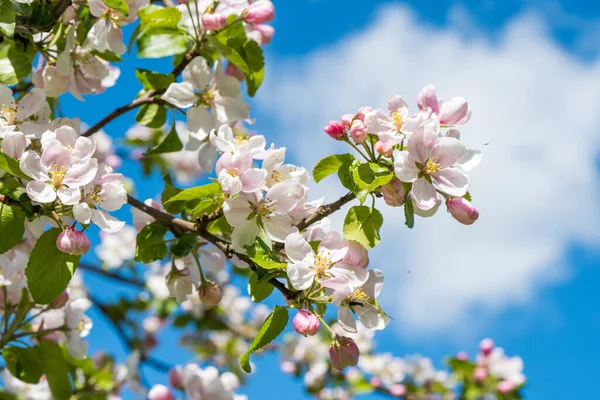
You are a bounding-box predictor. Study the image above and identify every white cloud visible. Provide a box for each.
[255,4,600,337]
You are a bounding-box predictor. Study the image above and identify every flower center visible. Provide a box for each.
[314,252,333,276]
[51,164,67,188]
[267,170,283,186]
[348,287,369,304]
[392,110,404,131]
[227,168,239,177]
[0,104,17,125]
[422,157,442,175]
[198,87,215,107]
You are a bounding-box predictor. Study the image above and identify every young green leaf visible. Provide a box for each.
[0,202,25,254]
[36,341,72,399]
[135,69,175,91]
[343,206,383,249]
[247,273,274,302]
[136,103,167,128]
[240,306,289,372]
[0,152,30,180]
[164,183,221,205]
[161,174,183,214]
[352,162,394,192]
[246,241,287,270]
[144,124,183,155]
[404,197,415,229]
[312,154,355,183]
[104,0,129,16]
[171,233,197,258]
[138,6,181,30]
[2,346,43,384]
[135,222,168,263]
[0,0,16,38]
[137,28,190,59]
[26,228,80,304]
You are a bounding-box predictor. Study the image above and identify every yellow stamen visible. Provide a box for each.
[422,157,442,175]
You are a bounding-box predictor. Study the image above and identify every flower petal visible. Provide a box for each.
[241,168,267,193]
[63,158,98,188]
[265,180,305,214]
[263,214,298,243]
[432,168,470,197]
[16,88,46,120]
[337,307,357,333]
[284,233,314,264]
[73,202,92,225]
[187,106,214,142]
[393,150,419,183]
[57,186,81,205]
[26,181,56,203]
[91,209,124,233]
[287,260,314,290]
[411,177,437,211]
[433,137,467,167]
[183,57,213,90]
[162,82,197,109]
[19,151,49,181]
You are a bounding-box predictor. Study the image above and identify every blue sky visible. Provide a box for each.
[62,0,600,398]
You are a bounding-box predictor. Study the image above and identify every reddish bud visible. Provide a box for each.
[497,380,515,394]
[244,0,274,24]
[474,366,488,382]
[349,120,367,144]
[456,351,468,361]
[168,368,184,390]
[381,179,406,207]
[369,376,383,388]
[202,13,227,31]
[447,197,479,225]
[226,63,245,81]
[389,383,407,397]
[148,384,175,400]
[355,106,373,122]
[198,281,223,308]
[340,113,354,128]
[324,121,345,140]
[293,310,320,336]
[251,24,275,45]
[479,338,494,356]
[56,229,91,255]
[374,141,393,157]
[329,336,359,370]
[50,291,69,309]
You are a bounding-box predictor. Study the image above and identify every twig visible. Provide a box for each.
[296,192,356,231]
[78,263,146,289]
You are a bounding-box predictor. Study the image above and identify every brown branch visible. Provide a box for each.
[81,46,200,137]
[78,263,146,289]
[296,192,356,231]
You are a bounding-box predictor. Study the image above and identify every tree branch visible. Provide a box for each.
[296,192,356,231]
[81,46,200,137]
[79,263,146,289]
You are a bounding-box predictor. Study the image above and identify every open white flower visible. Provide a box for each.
[210,124,266,157]
[284,232,368,302]
[0,85,49,138]
[64,298,93,359]
[337,269,390,333]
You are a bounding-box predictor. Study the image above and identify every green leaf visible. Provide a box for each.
[171,233,197,258]
[136,103,167,128]
[463,192,472,202]
[26,228,80,304]
[144,124,183,155]
[312,154,355,183]
[248,273,274,302]
[352,162,394,192]
[190,199,219,218]
[161,174,183,214]
[0,202,24,254]
[135,69,175,91]
[92,49,122,62]
[165,183,221,205]
[0,40,35,85]
[338,160,359,192]
[0,152,29,180]
[343,206,383,249]
[0,0,15,37]
[246,241,287,270]
[404,197,414,229]
[104,0,129,16]
[138,6,181,30]
[240,306,288,372]
[135,222,168,263]
[137,28,189,59]
[36,341,72,399]
[2,347,43,384]
[210,22,265,96]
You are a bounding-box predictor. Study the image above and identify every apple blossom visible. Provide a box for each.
[480,338,494,356]
[96,226,137,268]
[148,384,175,400]
[64,298,93,359]
[0,85,49,138]
[381,179,406,207]
[1,131,27,159]
[364,95,421,146]
[246,24,275,45]
[198,281,223,307]
[216,150,267,194]
[447,196,479,225]
[416,84,471,126]
[337,269,389,332]
[244,0,275,24]
[210,124,266,157]
[349,119,368,144]
[202,13,228,31]
[324,120,345,140]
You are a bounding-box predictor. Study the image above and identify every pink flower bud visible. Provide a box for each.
[456,351,468,361]
[105,154,122,170]
[389,383,406,397]
[244,0,274,24]
[198,281,223,308]
[381,179,406,207]
[324,121,346,140]
[497,380,515,394]
[329,336,359,370]
[251,24,275,45]
[280,360,296,374]
[202,13,227,31]
[447,197,479,225]
[226,63,245,81]
[355,106,373,122]
[293,310,320,336]
[369,376,383,388]
[341,113,354,128]
[148,384,175,400]
[374,141,393,157]
[474,366,487,382]
[343,241,369,269]
[479,338,494,356]
[56,229,91,255]
[168,368,184,390]
[349,120,367,144]
[50,291,69,309]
